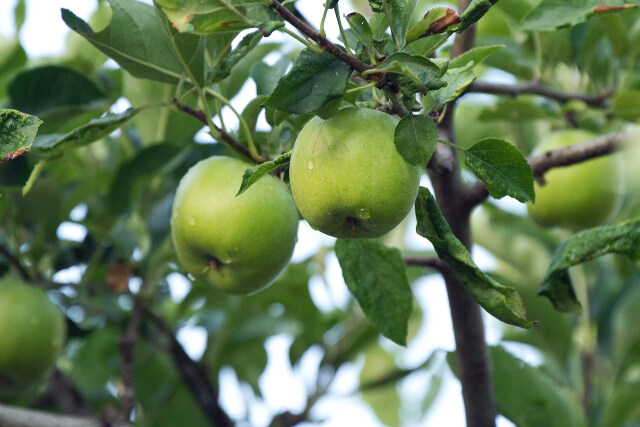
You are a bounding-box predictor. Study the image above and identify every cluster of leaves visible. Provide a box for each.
[1,0,640,425]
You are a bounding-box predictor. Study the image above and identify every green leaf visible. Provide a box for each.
[62,0,212,85]
[236,151,291,196]
[539,216,640,313]
[521,0,639,32]
[210,30,262,84]
[463,138,535,203]
[264,48,353,114]
[155,0,280,34]
[0,109,43,161]
[369,0,383,13]
[376,52,446,96]
[448,45,504,70]
[430,69,475,108]
[335,239,413,346]
[394,114,438,167]
[8,65,106,116]
[382,0,418,49]
[31,108,141,156]
[611,90,640,121]
[346,12,374,50]
[491,345,586,427]
[405,7,455,44]
[415,187,533,328]
[450,0,500,33]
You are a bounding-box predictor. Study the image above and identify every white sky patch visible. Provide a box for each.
[166,272,192,303]
[69,203,88,221]
[56,221,88,242]
[52,264,86,284]
[176,324,208,361]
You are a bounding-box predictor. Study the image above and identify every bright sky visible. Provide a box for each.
[0,1,521,425]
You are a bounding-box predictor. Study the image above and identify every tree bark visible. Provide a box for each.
[427,1,497,426]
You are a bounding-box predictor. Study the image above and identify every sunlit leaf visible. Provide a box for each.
[0,109,42,161]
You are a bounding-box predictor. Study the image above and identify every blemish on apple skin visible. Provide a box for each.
[207,256,222,270]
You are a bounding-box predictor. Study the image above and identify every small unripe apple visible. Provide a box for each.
[171,156,299,294]
[527,129,622,229]
[0,280,66,399]
[289,108,421,239]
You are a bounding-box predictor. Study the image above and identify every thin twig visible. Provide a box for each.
[467,81,614,108]
[172,98,266,163]
[0,244,31,281]
[404,256,450,274]
[268,0,372,74]
[143,308,234,427]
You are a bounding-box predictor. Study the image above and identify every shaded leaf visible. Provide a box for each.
[491,345,586,427]
[382,0,418,49]
[32,108,141,156]
[0,109,42,161]
[521,0,638,32]
[236,151,291,196]
[210,30,262,83]
[376,52,446,96]
[463,138,535,203]
[264,48,352,114]
[415,187,533,328]
[394,114,438,167]
[8,66,106,116]
[335,239,413,346]
[539,216,640,313]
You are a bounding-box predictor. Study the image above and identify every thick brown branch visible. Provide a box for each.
[143,308,234,427]
[467,81,614,108]
[0,403,103,427]
[268,0,372,74]
[465,131,630,209]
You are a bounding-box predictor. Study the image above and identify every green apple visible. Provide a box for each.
[527,129,622,229]
[0,280,66,399]
[289,108,421,239]
[171,156,299,294]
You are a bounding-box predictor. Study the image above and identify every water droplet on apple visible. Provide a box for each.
[356,208,370,220]
[188,216,196,226]
[307,160,314,170]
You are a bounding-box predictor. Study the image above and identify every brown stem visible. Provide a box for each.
[143,308,234,427]
[268,0,372,74]
[467,81,614,108]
